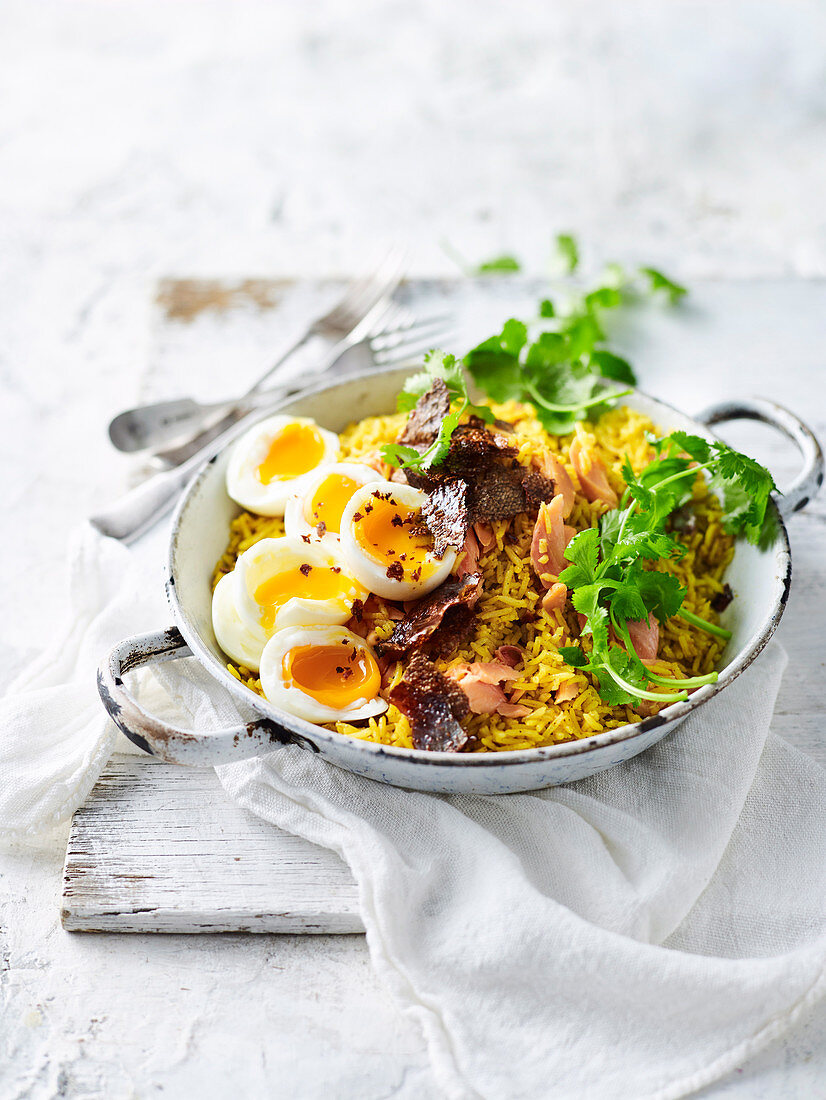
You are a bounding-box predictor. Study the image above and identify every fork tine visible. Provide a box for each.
[370,311,453,344]
[345,295,402,345]
[317,246,406,334]
[367,302,412,336]
[327,247,402,320]
[374,328,456,366]
[370,317,454,352]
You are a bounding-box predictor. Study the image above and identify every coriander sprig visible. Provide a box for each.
[385,236,686,471]
[558,431,778,706]
[380,351,494,472]
[464,241,687,435]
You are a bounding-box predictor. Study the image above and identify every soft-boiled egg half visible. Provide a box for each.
[226,415,339,516]
[284,462,381,545]
[259,625,387,723]
[211,572,271,670]
[233,536,367,635]
[339,481,456,600]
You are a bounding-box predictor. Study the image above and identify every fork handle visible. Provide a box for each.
[89,451,209,543]
[108,333,331,456]
[89,413,258,544]
[151,338,344,465]
[108,389,279,455]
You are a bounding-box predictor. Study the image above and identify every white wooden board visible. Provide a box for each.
[62,755,363,934]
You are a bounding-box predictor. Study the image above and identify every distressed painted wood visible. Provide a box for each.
[62,755,363,934]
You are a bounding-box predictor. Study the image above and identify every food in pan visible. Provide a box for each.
[212,309,776,754]
[212,533,367,670]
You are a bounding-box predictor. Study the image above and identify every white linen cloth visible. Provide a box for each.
[2,523,825,1099]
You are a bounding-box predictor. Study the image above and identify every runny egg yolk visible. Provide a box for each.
[283,642,380,709]
[257,423,325,485]
[253,565,350,630]
[354,493,437,578]
[305,473,360,534]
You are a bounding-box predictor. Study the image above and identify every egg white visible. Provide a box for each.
[232,536,367,636]
[284,462,381,546]
[339,480,457,600]
[259,625,387,723]
[226,415,339,516]
[211,573,270,671]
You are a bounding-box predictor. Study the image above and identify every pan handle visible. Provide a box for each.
[696,397,823,519]
[97,627,306,765]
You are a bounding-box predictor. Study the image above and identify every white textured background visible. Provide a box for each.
[1,2,825,1097]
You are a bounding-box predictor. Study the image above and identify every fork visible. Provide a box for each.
[109,247,408,458]
[89,310,454,543]
[151,300,450,470]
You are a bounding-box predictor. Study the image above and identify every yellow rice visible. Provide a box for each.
[212,402,734,753]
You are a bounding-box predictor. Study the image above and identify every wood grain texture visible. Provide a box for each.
[62,755,363,934]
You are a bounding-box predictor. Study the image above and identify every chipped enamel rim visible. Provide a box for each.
[155,369,818,770]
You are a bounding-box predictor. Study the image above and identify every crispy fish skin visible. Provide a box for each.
[388,654,470,752]
[376,572,483,661]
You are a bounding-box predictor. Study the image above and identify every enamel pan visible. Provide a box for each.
[98,368,823,794]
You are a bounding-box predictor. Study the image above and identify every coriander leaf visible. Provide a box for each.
[612,529,682,562]
[539,298,556,318]
[709,442,777,543]
[630,567,686,624]
[754,503,780,551]
[467,402,496,424]
[397,372,437,412]
[422,404,463,468]
[602,262,626,289]
[666,431,711,464]
[559,644,641,705]
[592,661,638,706]
[598,507,626,556]
[464,319,528,403]
[380,442,424,468]
[474,254,521,274]
[560,311,604,359]
[711,441,777,493]
[584,286,623,312]
[639,455,694,489]
[396,390,424,413]
[599,645,689,705]
[646,432,676,457]
[531,407,581,436]
[608,582,649,624]
[386,351,495,471]
[640,267,688,304]
[603,646,651,700]
[500,318,530,356]
[523,343,607,433]
[425,349,466,394]
[712,472,773,544]
[396,350,466,411]
[525,352,597,409]
[390,403,464,472]
[558,563,591,589]
[622,450,697,521]
[589,350,637,386]
[558,646,588,668]
[572,585,610,652]
[555,233,579,273]
[527,330,568,365]
[621,459,655,512]
[559,527,600,588]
